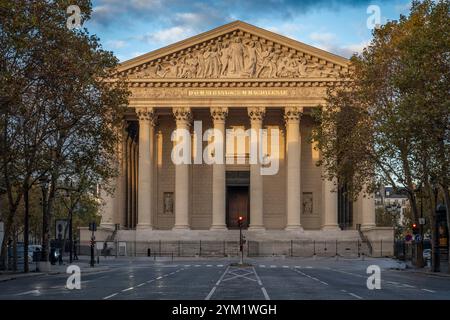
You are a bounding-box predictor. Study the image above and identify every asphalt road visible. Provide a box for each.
[1,257,450,300]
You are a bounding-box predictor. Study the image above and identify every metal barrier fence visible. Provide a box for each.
[78,239,391,258]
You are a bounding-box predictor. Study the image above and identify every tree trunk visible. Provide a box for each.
[41,172,58,262]
[0,219,11,270]
[12,226,17,271]
[23,186,29,273]
[441,185,450,274]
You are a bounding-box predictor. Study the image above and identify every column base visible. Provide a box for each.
[360,224,376,230]
[248,226,266,231]
[210,225,228,231]
[321,224,340,231]
[99,223,115,230]
[172,225,191,230]
[285,225,304,231]
[136,224,153,230]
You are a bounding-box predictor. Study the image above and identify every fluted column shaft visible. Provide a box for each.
[248,107,265,230]
[136,107,157,229]
[210,107,228,230]
[321,177,339,230]
[173,107,192,230]
[285,107,303,231]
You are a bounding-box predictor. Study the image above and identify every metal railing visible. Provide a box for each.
[77,239,388,258]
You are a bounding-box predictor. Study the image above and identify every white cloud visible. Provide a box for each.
[266,22,306,39]
[139,26,195,45]
[106,40,127,49]
[309,32,337,43]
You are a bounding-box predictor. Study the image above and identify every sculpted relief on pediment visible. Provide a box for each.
[128,32,344,80]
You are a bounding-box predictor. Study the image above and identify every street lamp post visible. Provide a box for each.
[39,176,50,263]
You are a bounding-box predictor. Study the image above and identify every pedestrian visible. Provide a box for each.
[73,239,78,261]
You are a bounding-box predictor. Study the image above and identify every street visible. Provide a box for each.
[1,256,450,300]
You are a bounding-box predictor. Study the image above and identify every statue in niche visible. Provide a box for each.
[228,37,245,75]
[302,193,313,215]
[164,192,173,214]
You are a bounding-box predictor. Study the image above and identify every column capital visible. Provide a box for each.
[284,107,303,123]
[247,107,265,123]
[173,107,192,127]
[210,107,228,122]
[136,107,157,126]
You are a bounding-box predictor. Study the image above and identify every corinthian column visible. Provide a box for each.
[247,107,265,230]
[210,107,228,230]
[172,107,192,230]
[136,107,157,229]
[284,107,303,231]
[321,176,339,230]
[361,192,376,229]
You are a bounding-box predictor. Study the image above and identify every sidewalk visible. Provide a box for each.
[402,260,450,277]
[0,256,110,282]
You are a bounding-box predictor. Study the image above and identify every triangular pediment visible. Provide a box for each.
[118,21,350,80]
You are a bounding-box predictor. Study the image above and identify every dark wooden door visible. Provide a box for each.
[227,186,249,229]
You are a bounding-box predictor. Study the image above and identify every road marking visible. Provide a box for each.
[205,266,231,300]
[305,266,313,269]
[206,265,213,267]
[422,289,436,293]
[217,265,224,267]
[184,265,191,267]
[205,286,217,300]
[15,290,40,296]
[195,265,201,267]
[147,280,154,284]
[270,265,276,268]
[156,276,163,280]
[402,284,416,288]
[349,293,363,300]
[261,287,270,300]
[292,268,328,285]
[137,283,145,287]
[122,287,134,292]
[282,266,289,268]
[103,293,118,300]
[253,267,270,300]
[259,265,266,268]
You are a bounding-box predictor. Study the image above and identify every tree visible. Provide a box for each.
[312,0,449,269]
[0,0,128,270]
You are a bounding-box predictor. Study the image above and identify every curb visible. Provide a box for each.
[0,267,110,282]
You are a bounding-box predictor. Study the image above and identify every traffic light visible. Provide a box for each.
[238,216,244,227]
[412,223,419,235]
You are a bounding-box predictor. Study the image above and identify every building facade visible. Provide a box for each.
[97,21,381,241]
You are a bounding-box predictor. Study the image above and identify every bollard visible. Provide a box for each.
[335,240,338,257]
[147,248,151,257]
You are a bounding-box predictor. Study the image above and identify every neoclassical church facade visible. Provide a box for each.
[94,21,388,243]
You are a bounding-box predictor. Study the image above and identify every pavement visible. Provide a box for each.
[0,257,109,282]
[0,255,450,300]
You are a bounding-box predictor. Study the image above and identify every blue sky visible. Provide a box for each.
[86,0,413,62]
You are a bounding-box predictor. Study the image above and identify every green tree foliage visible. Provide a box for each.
[312,0,449,269]
[0,0,129,269]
